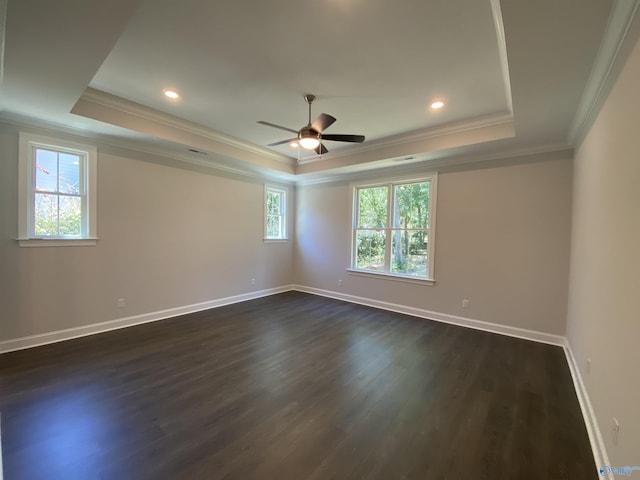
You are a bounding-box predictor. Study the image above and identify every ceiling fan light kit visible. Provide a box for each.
[299,134,320,150]
[258,94,365,156]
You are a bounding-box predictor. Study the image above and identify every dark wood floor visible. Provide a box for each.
[1,291,596,480]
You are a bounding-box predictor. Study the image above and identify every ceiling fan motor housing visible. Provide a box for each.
[298,125,320,149]
[258,93,364,152]
[299,125,319,140]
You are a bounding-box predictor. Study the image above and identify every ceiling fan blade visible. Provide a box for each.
[315,144,329,155]
[268,138,298,147]
[257,121,298,134]
[312,113,336,132]
[321,134,365,143]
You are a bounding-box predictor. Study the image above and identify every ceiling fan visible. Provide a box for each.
[258,94,365,155]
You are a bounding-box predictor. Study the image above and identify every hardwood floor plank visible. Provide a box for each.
[0,291,597,479]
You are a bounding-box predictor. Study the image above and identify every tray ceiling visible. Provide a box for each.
[1,0,629,182]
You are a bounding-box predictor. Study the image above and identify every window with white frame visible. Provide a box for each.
[18,133,97,246]
[265,185,287,240]
[351,175,437,281]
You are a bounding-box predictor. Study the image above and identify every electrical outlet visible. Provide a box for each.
[338,279,343,286]
[462,299,469,308]
[117,298,125,308]
[612,418,620,446]
[586,358,592,374]
[251,278,256,285]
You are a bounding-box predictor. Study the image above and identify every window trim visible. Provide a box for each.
[18,132,98,247]
[264,184,288,241]
[350,173,438,283]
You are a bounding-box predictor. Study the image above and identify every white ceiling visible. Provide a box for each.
[89,0,509,148]
[0,0,635,183]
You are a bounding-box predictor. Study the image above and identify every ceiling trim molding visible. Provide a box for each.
[76,87,516,178]
[295,142,573,187]
[74,88,295,166]
[298,112,514,165]
[490,0,514,114]
[0,111,569,188]
[0,113,296,184]
[568,0,640,146]
[96,141,297,185]
[0,0,7,98]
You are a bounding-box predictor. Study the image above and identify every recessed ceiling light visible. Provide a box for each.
[430,100,445,110]
[163,89,179,100]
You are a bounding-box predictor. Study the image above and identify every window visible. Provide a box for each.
[351,175,437,282]
[264,185,287,240]
[18,133,97,246]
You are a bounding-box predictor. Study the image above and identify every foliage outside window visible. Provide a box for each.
[265,186,287,240]
[352,176,437,280]
[18,133,97,246]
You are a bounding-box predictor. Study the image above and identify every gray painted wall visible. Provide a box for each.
[2,31,639,468]
[294,153,573,335]
[0,123,294,342]
[3,26,640,472]
[1,122,574,344]
[567,34,640,467]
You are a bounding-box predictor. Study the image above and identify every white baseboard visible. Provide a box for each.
[0,412,3,480]
[292,284,566,346]
[0,285,294,354]
[563,342,611,478]
[0,283,606,478]
[293,285,605,477]
[1,284,565,354]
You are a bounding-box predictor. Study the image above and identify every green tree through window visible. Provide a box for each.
[392,182,429,276]
[265,186,287,239]
[353,177,435,279]
[355,186,387,270]
[18,132,97,246]
[34,148,83,237]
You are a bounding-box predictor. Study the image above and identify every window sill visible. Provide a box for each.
[18,238,98,247]
[263,238,288,243]
[346,268,435,286]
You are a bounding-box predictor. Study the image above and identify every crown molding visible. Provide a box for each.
[295,142,573,186]
[0,112,296,184]
[568,0,640,146]
[79,87,513,173]
[96,138,297,184]
[298,112,514,166]
[295,114,515,178]
[75,88,518,180]
[74,87,296,167]
[490,0,513,114]
[2,109,565,189]
[0,0,7,93]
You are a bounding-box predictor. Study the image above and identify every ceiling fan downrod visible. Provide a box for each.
[304,94,315,126]
[257,93,364,155]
